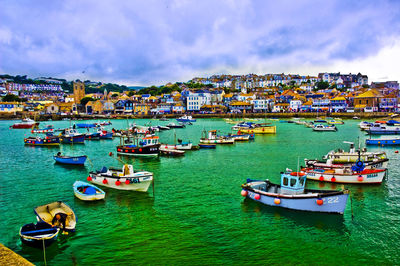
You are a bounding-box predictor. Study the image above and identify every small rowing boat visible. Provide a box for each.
[19,221,60,248]
[53,153,87,165]
[73,181,105,201]
[34,201,77,232]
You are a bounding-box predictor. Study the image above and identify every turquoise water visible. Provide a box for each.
[0,119,399,265]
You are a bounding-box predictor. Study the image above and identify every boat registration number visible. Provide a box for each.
[326,197,339,204]
[127,178,140,183]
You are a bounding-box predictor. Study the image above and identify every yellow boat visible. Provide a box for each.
[237,125,276,134]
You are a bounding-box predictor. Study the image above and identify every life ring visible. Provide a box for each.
[290,172,305,176]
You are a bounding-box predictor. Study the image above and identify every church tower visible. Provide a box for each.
[73,80,85,104]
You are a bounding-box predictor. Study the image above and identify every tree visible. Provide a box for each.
[2,94,24,102]
[80,97,95,106]
[315,81,330,91]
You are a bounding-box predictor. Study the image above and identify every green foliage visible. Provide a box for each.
[138,83,183,96]
[315,81,330,91]
[362,84,370,88]
[2,94,26,102]
[80,97,96,106]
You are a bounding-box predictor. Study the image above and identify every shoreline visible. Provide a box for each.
[0,111,393,121]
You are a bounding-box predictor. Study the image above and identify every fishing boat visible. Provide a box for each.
[198,143,216,149]
[236,124,276,134]
[314,118,327,123]
[386,120,400,126]
[53,153,87,165]
[304,122,315,128]
[241,170,349,214]
[166,122,185,128]
[366,123,400,135]
[313,124,337,131]
[88,164,153,192]
[231,122,254,130]
[159,147,185,156]
[243,118,259,122]
[304,155,389,170]
[61,128,85,144]
[159,117,169,121]
[11,118,38,129]
[117,135,160,156]
[73,181,105,201]
[303,166,386,184]
[85,131,100,140]
[34,201,77,232]
[176,115,196,123]
[224,118,239,124]
[24,135,60,146]
[76,123,97,128]
[97,121,112,126]
[237,131,255,140]
[31,128,54,134]
[19,221,60,248]
[97,128,113,139]
[359,121,373,130]
[323,142,387,163]
[225,133,250,141]
[366,136,400,146]
[156,125,170,131]
[199,130,234,144]
[161,141,193,150]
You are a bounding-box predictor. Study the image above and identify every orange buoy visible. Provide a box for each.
[395,151,399,153]
[109,152,113,156]
[139,148,143,152]
[115,180,121,186]
[319,175,324,181]
[331,176,336,182]
[241,190,248,197]
[316,199,324,205]
[125,179,130,185]
[358,175,364,182]
[254,194,261,200]
[102,179,108,184]
[274,198,281,205]
[87,176,92,182]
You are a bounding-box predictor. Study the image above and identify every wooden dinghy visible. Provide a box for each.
[34,201,77,232]
[73,181,105,201]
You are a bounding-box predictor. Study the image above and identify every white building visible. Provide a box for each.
[289,100,302,112]
[186,91,211,111]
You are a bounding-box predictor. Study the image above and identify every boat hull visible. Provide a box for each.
[176,118,196,122]
[24,137,60,146]
[73,181,105,201]
[20,222,59,248]
[54,155,87,165]
[366,138,400,146]
[160,143,193,150]
[237,126,276,134]
[117,144,160,157]
[99,132,113,139]
[305,169,386,184]
[89,173,153,192]
[61,135,85,144]
[199,144,216,149]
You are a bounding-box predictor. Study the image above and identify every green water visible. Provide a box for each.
[0,119,399,265]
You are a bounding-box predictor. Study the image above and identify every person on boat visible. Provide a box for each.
[52,213,67,230]
[56,152,62,157]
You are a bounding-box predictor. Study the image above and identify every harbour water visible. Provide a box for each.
[0,119,399,265]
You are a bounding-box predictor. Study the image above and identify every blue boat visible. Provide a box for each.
[19,221,60,248]
[61,128,85,144]
[366,137,400,146]
[241,171,349,214]
[76,123,97,128]
[24,136,60,146]
[73,181,105,201]
[386,120,400,126]
[54,153,87,165]
[85,132,100,140]
[199,143,216,149]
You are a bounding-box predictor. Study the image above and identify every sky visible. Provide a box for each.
[1,0,400,86]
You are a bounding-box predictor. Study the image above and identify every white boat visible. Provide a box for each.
[359,121,373,130]
[323,142,387,163]
[199,130,234,144]
[34,201,77,231]
[160,142,193,150]
[312,124,337,131]
[88,165,153,192]
[159,147,185,156]
[73,181,105,201]
[303,167,386,184]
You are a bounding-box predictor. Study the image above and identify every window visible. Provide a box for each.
[283,177,288,186]
[290,178,297,187]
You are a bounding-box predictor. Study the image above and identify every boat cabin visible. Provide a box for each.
[208,130,217,140]
[280,171,306,195]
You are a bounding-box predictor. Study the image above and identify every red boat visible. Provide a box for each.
[11,118,39,129]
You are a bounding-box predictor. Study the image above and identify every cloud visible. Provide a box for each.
[0,0,399,85]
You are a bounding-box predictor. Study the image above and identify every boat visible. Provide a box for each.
[34,201,77,232]
[73,181,105,201]
[312,124,337,131]
[53,153,87,165]
[314,118,327,123]
[161,141,193,150]
[176,115,196,123]
[304,122,315,128]
[166,122,185,128]
[224,118,240,124]
[88,164,153,192]
[156,125,170,131]
[159,147,185,156]
[97,128,113,139]
[243,118,259,122]
[31,128,54,134]
[359,121,373,130]
[327,119,344,125]
[97,121,112,126]
[323,142,387,163]
[366,123,400,135]
[11,118,39,129]
[303,166,386,184]
[231,122,254,130]
[199,130,234,144]
[386,120,400,126]
[225,133,250,141]
[61,128,85,144]
[19,221,60,248]
[366,137,400,146]
[85,131,100,140]
[198,143,216,149]
[76,123,97,128]
[353,116,360,120]
[159,117,169,121]
[117,135,160,156]
[237,131,255,140]
[236,124,276,134]
[24,135,60,146]
[304,156,389,170]
[241,170,349,214]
